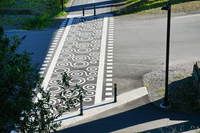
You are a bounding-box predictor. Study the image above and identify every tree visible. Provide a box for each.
[0,27,40,132]
[0,27,86,132]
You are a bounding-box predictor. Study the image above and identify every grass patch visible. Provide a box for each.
[144,83,151,88]
[176,74,185,78]
[126,0,141,6]
[136,0,200,14]
[116,0,200,15]
[0,0,69,30]
[23,14,52,30]
[158,86,165,97]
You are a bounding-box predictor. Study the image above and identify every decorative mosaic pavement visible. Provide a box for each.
[39,15,114,113]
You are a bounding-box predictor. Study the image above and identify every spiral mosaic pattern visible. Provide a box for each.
[47,16,103,112]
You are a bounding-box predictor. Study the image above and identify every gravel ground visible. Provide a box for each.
[143,61,200,113]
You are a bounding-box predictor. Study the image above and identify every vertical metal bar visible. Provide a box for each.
[114,83,117,102]
[94,5,96,16]
[80,95,83,116]
[83,6,85,16]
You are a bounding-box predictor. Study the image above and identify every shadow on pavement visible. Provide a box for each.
[54,101,114,123]
[60,99,200,133]
[68,0,122,12]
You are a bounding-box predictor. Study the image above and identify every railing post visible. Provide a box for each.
[114,83,117,102]
[80,95,83,116]
[83,6,85,16]
[94,5,96,16]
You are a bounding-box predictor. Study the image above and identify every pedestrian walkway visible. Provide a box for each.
[56,86,200,133]
[56,87,148,130]
[38,14,115,114]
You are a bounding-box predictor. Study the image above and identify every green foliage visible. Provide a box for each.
[126,0,140,6]
[24,14,51,30]
[57,72,87,111]
[1,0,69,30]
[194,105,200,111]
[119,0,200,15]
[176,74,185,78]
[0,27,41,132]
[55,11,68,17]
[0,0,16,8]
[0,27,86,132]
[23,0,68,30]
[17,86,62,132]
[16,73,86,132]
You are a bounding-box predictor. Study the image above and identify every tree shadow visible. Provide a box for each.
[67,0,123,13]
[115,0,198,15]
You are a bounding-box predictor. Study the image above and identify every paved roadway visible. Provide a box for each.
[113,13,200,95]
[59,11,200,133]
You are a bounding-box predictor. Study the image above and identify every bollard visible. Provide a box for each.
[94,5,96,16]
[114,83,117,102]
[83,6,85,16]
[80,95,83,116]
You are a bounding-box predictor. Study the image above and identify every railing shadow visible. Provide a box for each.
[53,101,114,123]
[59,99,200,133]
[68,0,123,12]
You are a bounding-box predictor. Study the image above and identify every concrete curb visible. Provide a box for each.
[56,87,148,130]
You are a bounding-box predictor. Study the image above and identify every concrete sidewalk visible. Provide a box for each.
[56,87,148,130]
[56,87,200,133]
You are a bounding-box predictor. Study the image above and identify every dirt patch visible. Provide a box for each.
[143,62,200,113]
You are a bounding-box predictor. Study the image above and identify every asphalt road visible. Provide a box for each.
[113,13,200,95]
[4,22,64,70]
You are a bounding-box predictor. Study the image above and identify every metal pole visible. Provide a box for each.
[161,4,171,108]
[114,83,117,102]
[80,95,83,115]
[61,0,64,12]
[83,6,85,16]
[94,5,96,16]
